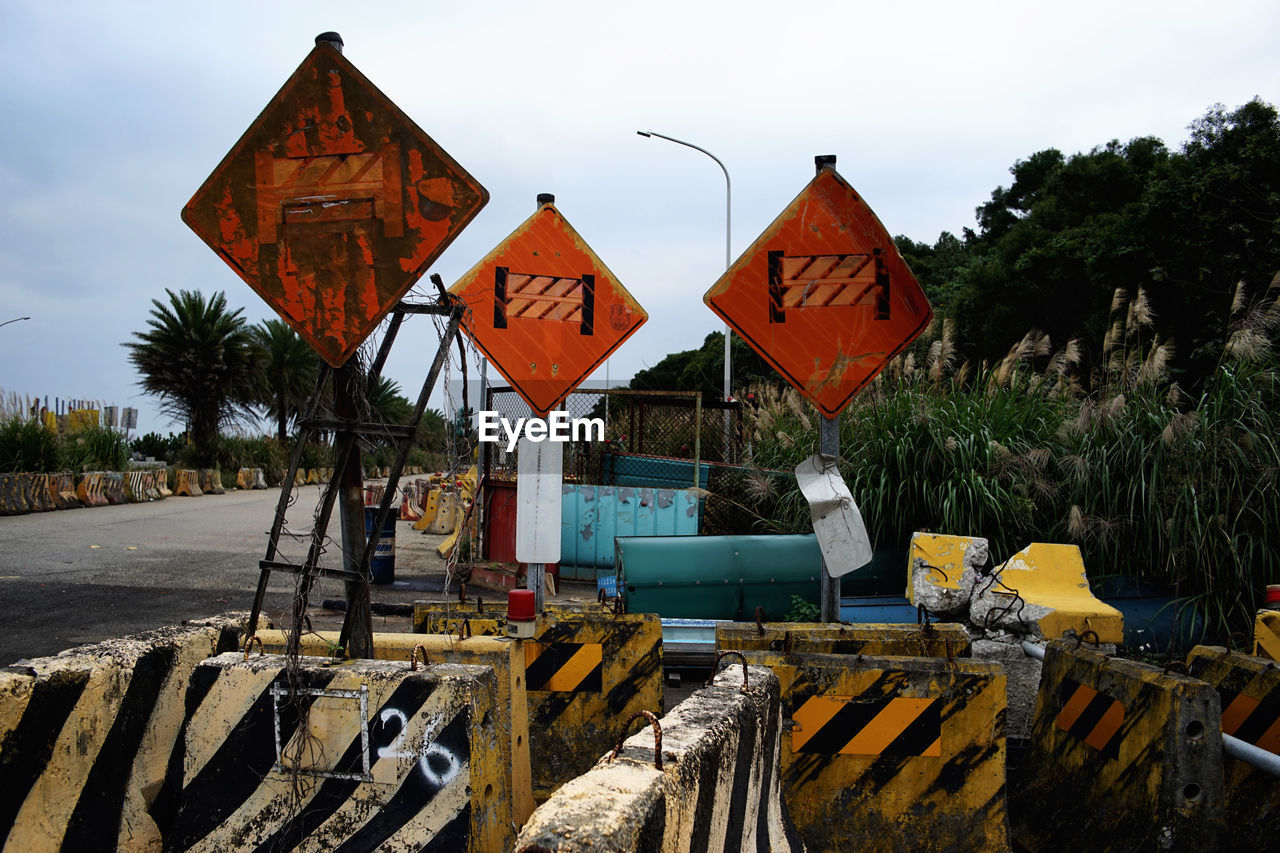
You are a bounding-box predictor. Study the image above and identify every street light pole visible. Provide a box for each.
[0,316,31,330]
[637,130,734,458]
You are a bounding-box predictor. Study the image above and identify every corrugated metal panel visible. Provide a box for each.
[560,485,700,573]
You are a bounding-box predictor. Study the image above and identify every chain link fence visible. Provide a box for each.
[480,387,790,535]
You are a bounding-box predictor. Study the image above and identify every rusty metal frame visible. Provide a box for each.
[246,297,465,651]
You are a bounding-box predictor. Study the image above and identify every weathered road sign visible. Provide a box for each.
[182,39,488,367]
[449,198,647,416]
[704,166,931,416]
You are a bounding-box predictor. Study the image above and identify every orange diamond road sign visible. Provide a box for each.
[450,199,647,416]
[181,40,488,367]
[704,166,932,417]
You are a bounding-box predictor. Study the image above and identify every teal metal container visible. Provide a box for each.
[617,534,822,620]
[560,485,700,579]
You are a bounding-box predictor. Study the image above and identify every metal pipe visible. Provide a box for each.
[1019,640,1280,778]
[1224,732,1280,778]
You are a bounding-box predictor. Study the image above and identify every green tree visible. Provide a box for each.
[630,332,783,399]
[252,319,320,442]
[124,289,261,464]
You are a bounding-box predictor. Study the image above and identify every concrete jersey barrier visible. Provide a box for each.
[514,664,804,852]
[0,614,248,852]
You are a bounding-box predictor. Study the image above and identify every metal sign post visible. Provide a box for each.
[705,155,932,622]
[516,435,563,612]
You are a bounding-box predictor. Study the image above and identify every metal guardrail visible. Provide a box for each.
[1020,640,1280,778]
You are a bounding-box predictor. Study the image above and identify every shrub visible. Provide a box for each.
[0,417,61,473]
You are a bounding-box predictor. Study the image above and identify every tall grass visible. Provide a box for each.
[743,278,1280,642]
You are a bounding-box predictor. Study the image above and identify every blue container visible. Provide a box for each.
[364,507,396,585]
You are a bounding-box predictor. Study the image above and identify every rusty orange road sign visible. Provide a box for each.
[182,41,488,367]
[450,199,647,416]
[704,167,931,416]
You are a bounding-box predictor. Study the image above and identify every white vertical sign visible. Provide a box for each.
[515,435,562,564]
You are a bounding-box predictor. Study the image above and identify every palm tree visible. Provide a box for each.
[124,289,261,464]
[252,319,320,442]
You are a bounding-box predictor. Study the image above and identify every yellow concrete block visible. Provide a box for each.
[1254,610,1280,661]
[969,542,1123,643]
[252,629,534,828]
[907,532,988,614]
[413,487,442,531]
[429,491,459,535]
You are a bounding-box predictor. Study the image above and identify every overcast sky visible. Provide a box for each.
[1,0,1276,435]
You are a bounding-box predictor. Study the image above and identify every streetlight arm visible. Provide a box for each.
[637,129,733,404]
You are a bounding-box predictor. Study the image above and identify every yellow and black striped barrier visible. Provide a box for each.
[0,614,247,850]
[1186,645,1280,843]
[415,604,663,800]
[19,473,55,512]
[251,629,535,832]
[736,650,1008,853]
[0,473,31,514]
[102,471,127,504]
[718,620,972,659]
[162,653,510,852]
[1011,640,1225,851]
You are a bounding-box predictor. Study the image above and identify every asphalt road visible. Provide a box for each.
[0,487,451,664]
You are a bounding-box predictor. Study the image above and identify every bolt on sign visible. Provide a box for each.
[181,40,488,367]
[704,166,932,417]
[449,200,647,416]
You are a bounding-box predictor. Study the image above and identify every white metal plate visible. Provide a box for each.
[795,452,873,577]
[516,436,563,563]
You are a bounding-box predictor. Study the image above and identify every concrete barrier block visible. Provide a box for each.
[102,471,127,504]
[251,628,534,830]
[0,614,246,852]
[1254,609,1280,661]
[969,542,1123,642]
[199,469,224,495]
[514,664,803,852]
[718,620,971,659]
[235,468,254,490]
[1011,640,1225,851]
[0,473,31,515]
[174,470,203,497]
[160,654,509,852]
[1186,645,1280,843]
[737,650,1008,852]
[47,472,82,509]
[907,532,988,616]
[412,487,442,531]
[428,491,458,534]
[415,606,663,800]
[76,472,110,506]
[155,469,173,498]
